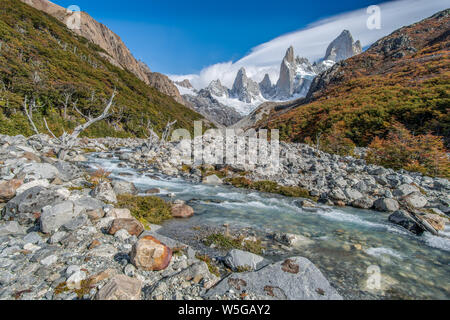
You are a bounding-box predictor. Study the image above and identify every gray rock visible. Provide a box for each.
[95,275,142,300]
[352,198,374,209]
[40,201,84,234]
[344,188,363,201]
[91,182,117,204]
[0,221,25,236]
[389,210,424,235]
[63,213,89,232]
[74,196,105,219]
[49,231,68,244]
[224,249,266,271]
[393,184,420,197]
[433,178,450,191]
[202,174,223,185]
[4,186,67,219]
[403,192,427,209]
[23,232,43,244]
[330,188,346,201]
[374,198,400,212]
[17,163,59,180]
[273,233,313,247]
[53,161,82,182]
[112,180,138,196]
[206,257,342,300]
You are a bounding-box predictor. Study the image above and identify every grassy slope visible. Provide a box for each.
[0,0,208,138]
[261,10,450,147]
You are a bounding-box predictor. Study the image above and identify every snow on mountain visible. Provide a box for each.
[171,29,363,117]
[170,0,447,92]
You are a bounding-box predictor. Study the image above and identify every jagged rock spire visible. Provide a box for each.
[324,30,362,62]
[231,67,261,103]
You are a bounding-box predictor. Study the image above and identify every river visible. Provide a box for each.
[86,152,450,300]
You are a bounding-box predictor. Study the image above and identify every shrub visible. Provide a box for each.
[116,195,172,226]
[366,123,449,178]
[226,178,315,200]
[204,233,264,255]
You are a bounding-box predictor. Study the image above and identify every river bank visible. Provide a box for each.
[0,134,448,300]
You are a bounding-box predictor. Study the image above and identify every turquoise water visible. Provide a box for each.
[87,153,450,300]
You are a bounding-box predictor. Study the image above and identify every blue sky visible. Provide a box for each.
[54,0,387,74]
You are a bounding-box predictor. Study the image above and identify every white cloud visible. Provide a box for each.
[170,0,450,89]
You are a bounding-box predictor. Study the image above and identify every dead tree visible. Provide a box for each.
[143,119,177,151]
[61,90,73,119]
[23,96,41,137]
[26,90,117,158]
[161,120,177,143]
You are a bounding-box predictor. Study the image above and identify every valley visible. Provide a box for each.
[0,0,448,301]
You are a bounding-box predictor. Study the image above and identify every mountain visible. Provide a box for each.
[183,90,243,127]
[185,30,362,121]
[20,0,186,106]
[247,9,449,147]
[230,67,262,103]
[0,0,208,137]
[324,30,362,62]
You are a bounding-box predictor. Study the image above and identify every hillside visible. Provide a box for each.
[0,0,207,138]
[20,0,153,85]
[255,10,449,148]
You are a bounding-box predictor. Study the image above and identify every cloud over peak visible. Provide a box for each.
[170,0,449,90]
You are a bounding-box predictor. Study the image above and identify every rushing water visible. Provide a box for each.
[86,152,450,300]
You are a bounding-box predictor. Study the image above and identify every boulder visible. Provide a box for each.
[95,275,142,300]
[17,163,59,180]
[352,198,374,209]
[273,233,313,247]
[206,257,342,300]
[74,197,105,220]
[203,175,223,185]
[0,179,23,203]
[171,204,194,218]
[145,188,160,194]
[402,192,427,209]
[40,201,84,234]
[130,236,172,271]
[423,214,446,231]
[393,184,420,197]
[106,208,133,219]
[344,188,363,201]
[388,210,424,235]
[329,188,346,201]
[224,249,266,271]
[4,186,67,220]
[63,213,89,232]
[0,221,25,236]
[15,179,50,195]
[91,182,117,203]
[298,200,316,208]
[374,198,400,212]
[108,218,144,237]
[112,180,138,196]
[54,161,82,181]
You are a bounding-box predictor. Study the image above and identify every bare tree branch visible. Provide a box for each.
[62,89,116,148]
[43,117,60,142]
[23,96,40,136]
[161,120,177,143]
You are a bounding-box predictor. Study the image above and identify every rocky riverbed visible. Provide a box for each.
[0,133,448,300]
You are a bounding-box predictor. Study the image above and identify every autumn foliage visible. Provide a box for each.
[366,124,449,178]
